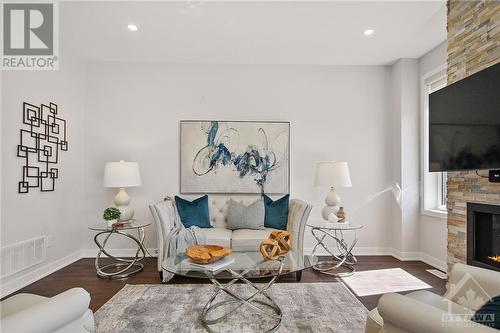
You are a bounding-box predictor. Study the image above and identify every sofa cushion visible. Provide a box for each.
[263,194,289,230]
[174,195,212,228]
[207,196,261,229]
[231,228,277,251]
[227,198,265,230]
[199,228,232,248]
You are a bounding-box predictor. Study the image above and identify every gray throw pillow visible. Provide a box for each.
[227,198,265,230]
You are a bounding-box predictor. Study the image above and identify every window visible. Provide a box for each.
[421,65,448,218]
[437,171,447,210]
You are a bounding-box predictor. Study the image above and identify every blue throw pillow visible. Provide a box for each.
[472,295,500,329]
[263,194,289,231]
[174,195,212,229]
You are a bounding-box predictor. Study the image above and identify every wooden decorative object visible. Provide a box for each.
[337,207,346,221]
[186,245,231,264]
[259,239,281,261]
[269,230,291,254]
[111,222,125,230]
[260,268,282,276]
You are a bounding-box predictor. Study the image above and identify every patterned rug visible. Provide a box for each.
[95,282,368,332]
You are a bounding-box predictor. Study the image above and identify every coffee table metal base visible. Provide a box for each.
[201,262,284,333]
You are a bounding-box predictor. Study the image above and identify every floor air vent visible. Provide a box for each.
[1,236,46,278]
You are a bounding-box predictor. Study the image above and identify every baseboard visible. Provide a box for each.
[80,248,158,258]
[391,248,446,271]
[390,248,421,261]
[354,247,394,256]
[305,246,446,271]
[304,246,393,256]
[419,253,447,272]
[0,250,81,299]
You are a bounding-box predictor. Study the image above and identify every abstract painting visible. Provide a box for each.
[17,102,67,193]
[180,121,289,194]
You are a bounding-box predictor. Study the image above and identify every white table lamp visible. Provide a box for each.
[103,160,142,221]
[315,161,352,220]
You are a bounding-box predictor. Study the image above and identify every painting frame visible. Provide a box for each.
[179,120,290,194]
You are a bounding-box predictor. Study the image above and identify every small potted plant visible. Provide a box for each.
[103,207,121,227]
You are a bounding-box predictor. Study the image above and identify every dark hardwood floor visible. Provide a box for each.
[7,256,446,312]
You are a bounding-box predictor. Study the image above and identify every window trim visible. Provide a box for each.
[436,171,447,210]
[420,64,448,220]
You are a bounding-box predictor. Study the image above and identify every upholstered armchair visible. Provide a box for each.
[365,263,500,333]
[0,288,95,333]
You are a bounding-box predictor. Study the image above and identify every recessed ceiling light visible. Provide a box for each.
[127,24,138,31]
[364,29,374,36]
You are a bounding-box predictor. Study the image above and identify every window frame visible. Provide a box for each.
[436,171,447,211]
[421,64,448,219]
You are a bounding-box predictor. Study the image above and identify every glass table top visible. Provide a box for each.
[88,220,151,231]
[162,250,310,279]
[307,221,363,230]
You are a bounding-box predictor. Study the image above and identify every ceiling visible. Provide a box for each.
[61,1,447,66]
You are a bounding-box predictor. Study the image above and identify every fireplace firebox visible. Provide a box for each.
[467,202,500,272]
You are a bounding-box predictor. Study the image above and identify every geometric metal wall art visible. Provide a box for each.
[17,102,68,193]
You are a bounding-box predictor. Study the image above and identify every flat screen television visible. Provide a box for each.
[429,63,500,172]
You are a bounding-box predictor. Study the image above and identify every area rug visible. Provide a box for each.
[95,283,368,332]
[341,268,432,297]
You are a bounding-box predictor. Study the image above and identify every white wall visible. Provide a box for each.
[389,59,421,258]
[418,42,448,270]
[0,45,449,295]
[82,62,393,253]
[420,42,447,77]
[1,47,86,296]
[390,61,403,253]
[385,44,448,270]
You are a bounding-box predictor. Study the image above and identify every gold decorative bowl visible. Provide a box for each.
[186,245,232,264]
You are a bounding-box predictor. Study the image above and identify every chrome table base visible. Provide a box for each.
[201,260,284,333]
[93,228,146,279]
[310,227,358,277]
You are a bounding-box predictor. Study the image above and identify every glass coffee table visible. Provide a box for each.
[162,250,310,333]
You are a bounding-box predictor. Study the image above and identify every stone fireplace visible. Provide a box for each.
[467,203,500,271]
[446,0,500,272]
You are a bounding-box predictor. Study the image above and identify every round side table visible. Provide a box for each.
[88,221,150,279]
[307,221,363,277]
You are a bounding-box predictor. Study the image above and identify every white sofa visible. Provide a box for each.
[0,288,95,333]
[150,195,312,281]
[365,263,500,333]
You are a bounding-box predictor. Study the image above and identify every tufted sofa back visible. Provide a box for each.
[206,195,261,229]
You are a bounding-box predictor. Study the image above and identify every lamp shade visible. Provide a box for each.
[103,161,142,188]
[314,161,352,187]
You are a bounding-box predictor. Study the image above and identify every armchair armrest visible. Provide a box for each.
[149,198,178,272]
[287,199,313,265]
[378,293,496,333]
[1,288,92,333]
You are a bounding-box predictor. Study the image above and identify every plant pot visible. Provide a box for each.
[107,219,118,227]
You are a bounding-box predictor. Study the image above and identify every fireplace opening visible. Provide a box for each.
[467,203,500,271]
